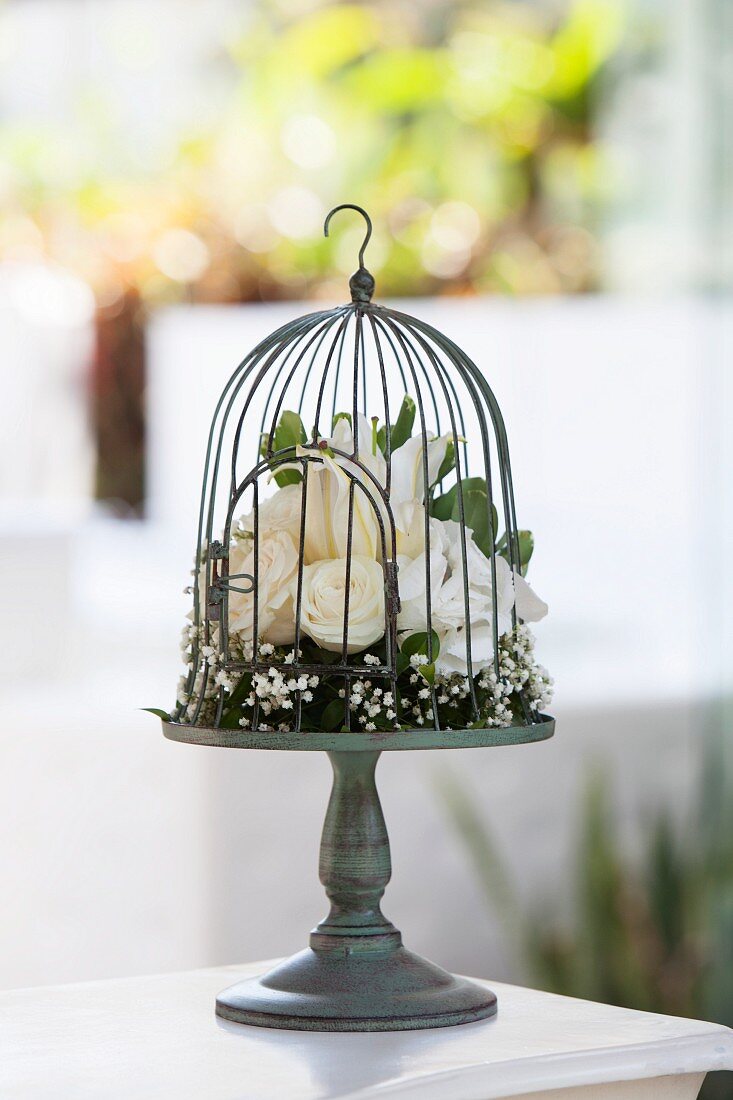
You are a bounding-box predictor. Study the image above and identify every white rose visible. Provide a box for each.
[228,529,299,646]
[445,524,548,624]
[434,551,547,675]
[239,484,303,545]
[395,547,449,635]
[300,555,385,653]
[442,538,515,624]
[436,624,496,676]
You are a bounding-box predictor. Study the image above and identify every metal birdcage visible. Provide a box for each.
[161,204,554,1032]
[172,204,550,740]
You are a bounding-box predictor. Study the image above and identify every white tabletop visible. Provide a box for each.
[2,960,732,1099]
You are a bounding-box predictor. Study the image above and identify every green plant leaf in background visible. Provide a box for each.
[6,0,624,515]
[343,47,448,113]
[437,741,733,1100]
[275,4,380,80]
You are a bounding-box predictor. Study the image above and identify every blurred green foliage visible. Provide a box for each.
[0,0,622,304]
[438,733,733,1099]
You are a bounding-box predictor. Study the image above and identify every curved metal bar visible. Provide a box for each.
[177,309,330,722]
[368,314,441,728]
[178,243,538,731]
[216,450,399,734]
[324,204,372,270]
[376,312,481,716]
[384,307,521,573]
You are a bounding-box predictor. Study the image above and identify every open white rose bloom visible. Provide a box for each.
[170,219,553,736]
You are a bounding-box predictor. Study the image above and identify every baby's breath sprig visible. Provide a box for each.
[174,623,551,735]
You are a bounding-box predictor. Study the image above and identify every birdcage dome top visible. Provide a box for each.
[165,204,553,742]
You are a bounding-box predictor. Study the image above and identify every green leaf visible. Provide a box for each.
[431,477,489,521]
[141,707,171,720]
[223,672,252,708]
[517,531,534,573]
[400,629,441,661]
[377,396,417,456]
[452,490,497,560]
[321,698,347,732]
[392,395,416,449]
[498,530,534,574]
[219,707,245,729]
[273,468,302,488]
[274,410,307,452]
[344,48,447,113]
[420,662,436,685]
[396,650,411,676]
[436,439,455,484]
[279,5,380,80]
[261,410,307,458]
[260,411,307,485]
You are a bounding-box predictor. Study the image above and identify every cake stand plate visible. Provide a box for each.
[162,716,554,1031]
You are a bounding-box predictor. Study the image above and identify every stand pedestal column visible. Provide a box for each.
[311,751,401,955]
[216,751,498,1031]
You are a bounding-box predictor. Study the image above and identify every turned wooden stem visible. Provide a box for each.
[311,751,401,955]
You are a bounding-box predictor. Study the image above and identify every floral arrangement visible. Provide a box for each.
[171,399,552,733]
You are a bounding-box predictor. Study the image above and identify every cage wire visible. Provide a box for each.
[176,204,534,733]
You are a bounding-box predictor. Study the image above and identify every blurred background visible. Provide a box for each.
[0,0,731,1090]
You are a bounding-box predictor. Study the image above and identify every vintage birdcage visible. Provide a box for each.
[161,204,554,1031]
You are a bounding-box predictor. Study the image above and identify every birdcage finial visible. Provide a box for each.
[324,203,375,304]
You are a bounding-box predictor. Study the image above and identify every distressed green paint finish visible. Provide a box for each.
[214,748,499,1030]
[164,717,554,1030]
[314,752,399,946]
[162,714,555,751]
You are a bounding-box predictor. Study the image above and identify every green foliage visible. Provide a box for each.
[265,406,530,580]
[218,672,254,728]
[431,478,499,560]
[458,490,496,559]
[0,1,622,302]
[377,396,416,456]
[399,630,440,663]
[320,697,347,732]
[437,735,733,1099]
[260,410,307,487]
[271,410,307,451]
[435,439,455,484]
[497,529,535,574]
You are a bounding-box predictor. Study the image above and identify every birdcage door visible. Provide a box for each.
[207,451,399,733]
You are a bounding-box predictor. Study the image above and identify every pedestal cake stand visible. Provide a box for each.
[162,716,554,1032]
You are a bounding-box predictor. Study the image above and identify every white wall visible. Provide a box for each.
[0,294,728,990]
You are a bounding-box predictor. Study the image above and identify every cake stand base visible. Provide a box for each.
[216,946,497,1032]
[162,718,554,1032]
